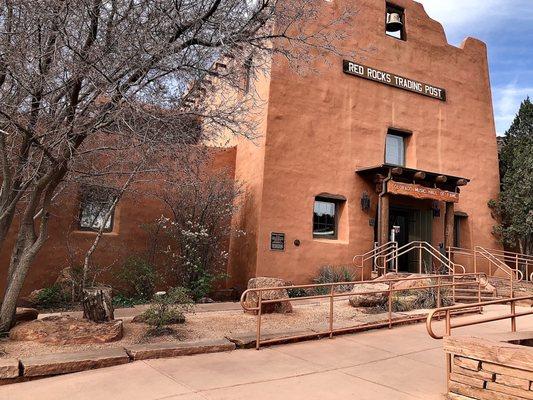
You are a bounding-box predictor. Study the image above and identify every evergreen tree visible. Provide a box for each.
[489,97,533,255]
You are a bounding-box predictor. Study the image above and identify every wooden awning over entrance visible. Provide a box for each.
[356,164,470,251]
[356,164,470,200]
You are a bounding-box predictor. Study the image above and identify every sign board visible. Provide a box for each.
[388,181,459,203]
[270,232,285,251]
[343,60,446,101]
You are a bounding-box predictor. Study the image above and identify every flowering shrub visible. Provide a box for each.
[156,172,243,300]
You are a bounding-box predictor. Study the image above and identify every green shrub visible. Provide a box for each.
[312,265,356,295]
[287,287,308,298]
[35,284,67,308]
[118,256,158,301]
[112,294,147,308]
[140,287,194,334]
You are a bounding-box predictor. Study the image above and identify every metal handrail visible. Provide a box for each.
[449,246,528,282]
[241,272,486,349]
[376,241,466,276]
[352,241,397,281]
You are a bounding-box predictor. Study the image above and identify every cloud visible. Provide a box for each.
[493,83,532,134]
[417,0,532,45]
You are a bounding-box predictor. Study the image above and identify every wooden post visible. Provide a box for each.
[379,194,390,276]
[444,202,454,250]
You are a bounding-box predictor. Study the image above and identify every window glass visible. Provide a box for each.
[385,134,405,166]
[313,199,337,238]
[79,187,116,231]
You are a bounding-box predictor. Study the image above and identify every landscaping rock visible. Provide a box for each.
[20,348,129,377]
[125,339,235,361]
[82,286,114,322]
[9,315,123,345]
[15,308,39,324]
[0,359,19,379]
[392,277,432,291]
[21,289,44,306]
[243,277,293,314]
[348,283,389,307]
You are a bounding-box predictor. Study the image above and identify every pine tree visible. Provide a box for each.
[489,97,533,255]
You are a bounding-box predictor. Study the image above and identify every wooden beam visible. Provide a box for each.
[391,167,403,175]
[456,179,468,186]
[436,175,448,183]
[413,171,426,180]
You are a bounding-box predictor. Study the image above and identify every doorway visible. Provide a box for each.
[389,205,432,272]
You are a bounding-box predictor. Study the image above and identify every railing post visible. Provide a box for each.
[256,290,262,350]
[395,242,399,273]
[419,245,423,274]
[437,277,441,321]
[452,274,456,304]
[388,282,393,329]
[511,300,517,333]
[478,276,482,314]
[474,250,478,274]
[329,284,334,338]
[515,255,519,280]
[445,310,452,392]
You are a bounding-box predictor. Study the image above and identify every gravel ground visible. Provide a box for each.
[0,300,402,359]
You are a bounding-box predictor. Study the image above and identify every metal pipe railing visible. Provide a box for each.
[241,272,486,349]
[352,241,397,281]
[425,295,533,392]
[376,241,465,276]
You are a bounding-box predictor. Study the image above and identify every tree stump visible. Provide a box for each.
[82,286,114,322]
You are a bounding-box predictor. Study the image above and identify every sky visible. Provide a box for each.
[417,0,533,135]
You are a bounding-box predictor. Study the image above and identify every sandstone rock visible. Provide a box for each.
[0,359,19,379]
[243,277,293,314]
[125,339,235,361]
[348,283,390,307]
[9,316,123,345]
[15,308,39,324]
[392,277,432,291]
[22,289,45,306]
[20,348,129,377]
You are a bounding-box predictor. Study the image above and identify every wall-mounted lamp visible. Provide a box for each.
[432,201,441,218]
[361,192,371,213]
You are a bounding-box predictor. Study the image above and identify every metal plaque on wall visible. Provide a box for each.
[270,232,285,251]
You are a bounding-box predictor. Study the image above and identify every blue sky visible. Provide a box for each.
[418,0,533,135]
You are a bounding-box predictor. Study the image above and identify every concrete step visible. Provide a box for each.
[454,295,499,303]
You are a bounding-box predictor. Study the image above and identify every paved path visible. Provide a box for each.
[3,305,533,400]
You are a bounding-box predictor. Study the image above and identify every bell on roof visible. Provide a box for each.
[386,12,403,32]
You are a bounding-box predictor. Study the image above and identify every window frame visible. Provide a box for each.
[77,186,117,233]
[313,197,341,240]
[385,3,407,41]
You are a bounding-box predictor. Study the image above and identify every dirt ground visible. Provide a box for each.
[0,300,412,359]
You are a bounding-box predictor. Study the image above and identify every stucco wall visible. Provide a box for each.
[246,0,500,285]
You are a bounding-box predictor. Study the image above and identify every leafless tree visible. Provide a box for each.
[0,0,352,331]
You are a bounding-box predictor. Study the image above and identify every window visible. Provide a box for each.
[385,132,405,166]
[78,186,117,232]
[313,198,340,239]
[386,3,406,41]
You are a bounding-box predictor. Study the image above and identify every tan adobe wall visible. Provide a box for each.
[239,0,501,286]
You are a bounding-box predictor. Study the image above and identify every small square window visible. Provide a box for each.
[386,3,406,41]
[313,198,341,239]
[78,186,117,232]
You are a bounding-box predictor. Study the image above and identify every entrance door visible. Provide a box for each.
[389,207,410,271]
[390,205,433,273]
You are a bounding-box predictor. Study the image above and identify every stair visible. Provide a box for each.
[453,276,500,304]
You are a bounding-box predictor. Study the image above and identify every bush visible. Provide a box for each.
[35,284,67,308]
[312,265,356,295]
[112,294,147,308]
[118,256,158,302]
[140,287,194,334]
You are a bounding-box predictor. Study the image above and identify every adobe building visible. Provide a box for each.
[226,0,501,290]
[0,0,501,297]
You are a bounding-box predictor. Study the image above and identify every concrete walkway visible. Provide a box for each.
[3,305,533,400]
